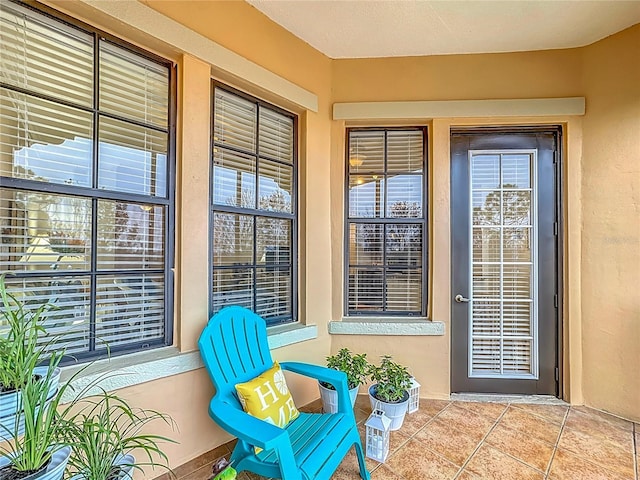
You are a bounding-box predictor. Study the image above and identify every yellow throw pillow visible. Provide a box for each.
[235,362,300,430]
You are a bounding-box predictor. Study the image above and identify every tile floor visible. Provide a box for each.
[155,396,639,480]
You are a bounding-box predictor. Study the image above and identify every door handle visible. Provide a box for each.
[454,294,470,303]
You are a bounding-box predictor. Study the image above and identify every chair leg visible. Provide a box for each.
[354,440,371,480]
[229,440,252,471]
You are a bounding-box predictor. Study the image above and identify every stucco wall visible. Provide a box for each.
[581,24,640,422]
[329,48,586,403]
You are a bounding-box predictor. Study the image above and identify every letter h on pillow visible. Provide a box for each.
[235,361,300,430]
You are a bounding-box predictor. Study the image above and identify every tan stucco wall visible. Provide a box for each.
[580,24,640,422]
[35,0,640,472]
[330,48,586,403]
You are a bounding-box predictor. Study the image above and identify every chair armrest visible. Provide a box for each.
[208,397,287,450]
[280,361,346,386]
[280,362,353,415]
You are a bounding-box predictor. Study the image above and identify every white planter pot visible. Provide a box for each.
[68,453,135,480]
[0,367,60,425]
[318,382,359,413]
[0,445,71,480]
[0,390,55,442]
[368,385,409,431]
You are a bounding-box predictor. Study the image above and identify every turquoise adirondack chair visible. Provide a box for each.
[198,306,370,480]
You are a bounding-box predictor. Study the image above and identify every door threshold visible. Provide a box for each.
[451,393,568,405]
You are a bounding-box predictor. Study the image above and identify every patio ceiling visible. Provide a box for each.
[246,0,640,58]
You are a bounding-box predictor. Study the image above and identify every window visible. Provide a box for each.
[211,86,297,326]
[0,2,175,361]
[345,128,427,315]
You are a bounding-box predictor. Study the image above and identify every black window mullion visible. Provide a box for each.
[382,224,388,312]
[252,216,258,312]
[88,197,98,353]
[88,32,100,354]
[92,33,100,190]
[0,177,170,205]
[255,104,261,210]
[253,102,260,312]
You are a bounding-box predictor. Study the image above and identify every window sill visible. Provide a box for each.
[329,318,445,336]
[59,324,318,399]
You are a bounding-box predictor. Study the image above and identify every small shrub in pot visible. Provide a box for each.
[60,391,177,480]
[320,348,371,390]
[369,355,412,404]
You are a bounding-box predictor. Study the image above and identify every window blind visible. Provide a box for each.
[469,153,535,375]
[211,87,296,326]
[346,128,427,315]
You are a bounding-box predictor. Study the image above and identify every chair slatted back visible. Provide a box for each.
[198,306,274,398]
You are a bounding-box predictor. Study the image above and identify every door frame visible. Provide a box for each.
[449,125,564,397]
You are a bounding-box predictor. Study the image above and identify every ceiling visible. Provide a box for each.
[246,0,640,59]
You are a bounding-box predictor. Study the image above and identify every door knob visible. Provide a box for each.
[454,294,470,303]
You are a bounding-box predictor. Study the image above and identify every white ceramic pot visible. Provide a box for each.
[0,366,60,428]
[0,373,59,443]
[318,382,359,414]
[368,385,409,431]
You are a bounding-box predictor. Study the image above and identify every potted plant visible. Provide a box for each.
[0,275,62,438]
[318,348,370,413]
[368,355,412,430]
[0,361,72,480]
[60,391,176,480]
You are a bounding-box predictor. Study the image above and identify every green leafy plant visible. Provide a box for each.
[60,391,177,480]
[0,361,67,474]
[369,355,412,403]
[321,348,371,390]
[0,274,58,393]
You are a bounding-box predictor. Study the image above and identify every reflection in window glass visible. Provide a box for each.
[258,160,292,213]
[0,88,93,186]
[213,213,253,266]
[99,41,168,128]
[98,117,167,197]
[212,149,256,207]
[0,188,91,272]
[96,201,164,271]
[0,2,94,106]
[2,275,91,355]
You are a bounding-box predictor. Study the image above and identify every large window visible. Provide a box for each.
[346,128,427,316]
[0,2,175,360]
[211,86,297,326]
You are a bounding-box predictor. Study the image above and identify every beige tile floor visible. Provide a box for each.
[155,396,639,480]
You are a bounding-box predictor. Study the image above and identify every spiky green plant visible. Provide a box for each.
[0,274,58,393]
[60,392,177,480]
[0,360,68,473]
